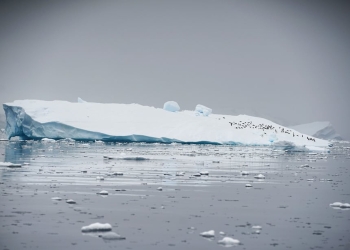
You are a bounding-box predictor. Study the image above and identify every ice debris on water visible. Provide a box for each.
[96,176,104,180]
[157,187,163,191]
[81,223,112,232]
[241,171,249,175]
[51,197,62,201]
[99,232,126,240]
[0,162,21,168]
[218,237,240,246]
[200,171,209,175]
[97,190,108,195]
[254,174,265,179]
[200,230,215,238]
[329,202,350,209]
[66,199,76,204]
[245,184,252,188]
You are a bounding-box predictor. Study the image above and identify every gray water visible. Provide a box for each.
[0,140,349,250]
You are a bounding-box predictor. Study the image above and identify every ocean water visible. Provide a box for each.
[0,140,349,250]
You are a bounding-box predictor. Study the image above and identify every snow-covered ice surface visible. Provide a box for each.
[0,140,349,250]
[3,100,330,149]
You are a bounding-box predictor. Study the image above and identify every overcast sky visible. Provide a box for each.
[0,0,349,139]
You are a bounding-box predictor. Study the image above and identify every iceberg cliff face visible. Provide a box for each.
[290,122,342,141]
[3,100,330,148]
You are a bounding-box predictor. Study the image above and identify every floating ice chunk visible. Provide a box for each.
[81,223,112,232]
[78,97,87,103]
[252,225,262,230]
[66,199,76,204]
[112,172,123,176]
[163,101,180,112]
[193,173,201,177]
[104,155,150,161]
[245,184,252,187]
[218,237,240,246]
[51,197,62,201]
[157,187,163,191]
[330,202,350,209]
[97,190,108,195]
[195,104,212,116]
[96,176,104,180]
[241,171,249,175]
[219,231,225,235]
[99,232,125,240]
[200,230,215,238]
[200,171,209,175]
[176,172,185,176]
[254,174,265,179]
[41,138,56,143]
[301,164,309,168]
[0,162,21,168]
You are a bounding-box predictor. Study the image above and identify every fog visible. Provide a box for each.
[0,0,349,139]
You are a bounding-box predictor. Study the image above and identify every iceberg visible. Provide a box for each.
[290,121,342,141]
[3,100,330,148]
[195,104,212,116]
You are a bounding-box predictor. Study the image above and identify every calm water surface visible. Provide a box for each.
[0,140,349,250]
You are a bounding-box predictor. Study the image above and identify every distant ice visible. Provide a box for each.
[163,101,180,112]
[97,190,108,195]
[254,174,265,179]
[66,199,76,204]
[330,202,350,209]
[99,232,125,240]
[81,223,112,232]
[78,97,87,103]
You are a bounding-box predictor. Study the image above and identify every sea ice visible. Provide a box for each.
[81,223,112,232]
[99,232,125,240]
[245,184,252,187]
[254,174,265,179]
[329,202,350,209]
[51,197,62,201]
[0,162,21,168]
[200,230,215,237]
[163,101,180,112]
[218,237,240,246]
[66,199,76,204]
[97,190,108,195]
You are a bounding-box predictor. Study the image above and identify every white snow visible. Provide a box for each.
[3,100,330,147]
[200,230,215,237]
[81,223,112,232]
[218,237,240,246]
[195,104,212,116]
[163,101,180,112]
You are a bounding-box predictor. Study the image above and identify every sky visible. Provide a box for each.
[0,0,349,139]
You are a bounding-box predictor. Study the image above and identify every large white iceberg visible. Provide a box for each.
[3,100,330,147]
[290,121,342,141]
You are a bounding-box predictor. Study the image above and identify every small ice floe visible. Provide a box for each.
[96,176,104,180]
[212,161,220,163]
[0,162,22,168]
[126,148,133,151]
[81,223,112,232]
[241,171,249,175]
[254,174,265,179]
[95,140,104,144]
[245,184,252,188]
[200,230,215,238]
[51,197,62,201]
[251,225,262,230]
[218,237,240,246]
[97,190,108,195]
[41,138,55,143]
[200,171,209,175]
[301,164,309,168]
[193,173,201,177]
[157,187,163,191]
[112,172,123,176]
[99,232,125,240]
[176,172,185,176]
[307,179,315,182]
[329,202,350,209]
[219,231,226,235]
[103,155,150,161]
[66,199,76,204]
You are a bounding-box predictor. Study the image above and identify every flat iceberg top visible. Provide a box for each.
[3,100,329,147]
